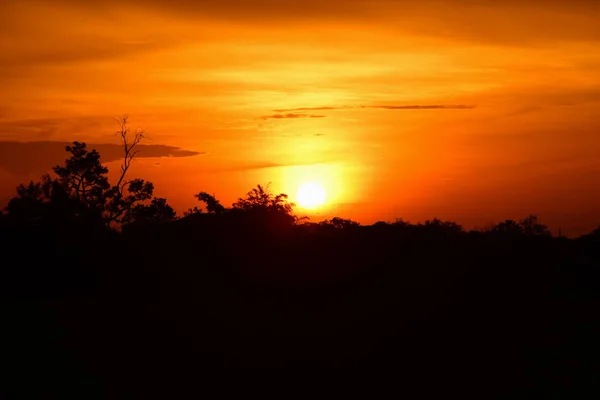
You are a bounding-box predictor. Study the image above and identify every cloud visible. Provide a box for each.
[261,113,326,120]
[17,0,600,47]
[0,40,176,69]
[213,160,329,172]
[272,107,343,112]
[21,0,372,23]
[0,116,110,141]
[3,0,600,71]
[366,105,475,110]
[0,3,190,72]
[273,104,476,112]
[218,161,283,172]
[0,141,204,176]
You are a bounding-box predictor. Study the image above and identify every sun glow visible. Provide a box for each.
[296,182,326,209]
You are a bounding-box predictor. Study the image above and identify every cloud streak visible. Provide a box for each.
[0,141,204,176]
[23,1,600,46]
[211,160,330,172]
[261,113,327,120]
[367,105,476,110]
[272,107,343,112]
[273,104,476,113]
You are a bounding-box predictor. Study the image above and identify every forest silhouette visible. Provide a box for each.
[1,118,600,398]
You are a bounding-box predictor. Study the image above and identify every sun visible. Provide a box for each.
[296,182,326,209]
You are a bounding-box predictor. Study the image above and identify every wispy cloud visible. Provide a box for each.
[273,104,476,113]
[31,1,600,46]
[0,116,109,141]
[0,141,204,176]
[366,105,475,110]
[272,107,343,112]
[261,113,327,120]
[213,160,329,172]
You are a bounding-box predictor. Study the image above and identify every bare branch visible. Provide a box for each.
[114,115,145,194]
[103,115,147,228]
[119,179,133,195]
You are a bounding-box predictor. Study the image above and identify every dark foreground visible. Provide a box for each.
[2,218,600,399]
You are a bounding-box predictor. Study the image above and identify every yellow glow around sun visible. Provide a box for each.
[296,182,326,209]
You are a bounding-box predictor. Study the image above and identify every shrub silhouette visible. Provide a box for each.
[193,192,226,214]
[489,214,551,237]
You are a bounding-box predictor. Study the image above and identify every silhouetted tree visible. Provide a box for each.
[4,115,174,229]
[53,141,110,208]
[105,178,155,225]
[5,174,81,224]
[230,183,297,227]
[391,218,411,227]
[124,197,176,226]
[183,206,203,217]
[419,218,464,236]
[373,221,390,227]
[490,214,551,237]
[104,116,158,226]
[518,214,551,236]
[185,184,302,226]
[232,183,294,214]
[5,180,48,222]
[492,219,523,235]
[194,192,226,214]
[113,115,144,192]
[319,217,360,229]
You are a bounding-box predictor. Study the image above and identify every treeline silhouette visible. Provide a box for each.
[1,122,600,398]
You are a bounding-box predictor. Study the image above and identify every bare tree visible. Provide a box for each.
[114,115,144,196]
[104,115,155,226]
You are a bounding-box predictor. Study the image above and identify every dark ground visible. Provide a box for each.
[2,217,600,399]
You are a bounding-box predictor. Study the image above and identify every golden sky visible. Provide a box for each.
[1,0,600,235]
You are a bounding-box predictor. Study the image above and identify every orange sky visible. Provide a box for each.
[1,0,600,235]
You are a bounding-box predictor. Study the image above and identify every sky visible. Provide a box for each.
[1,0,600,235]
